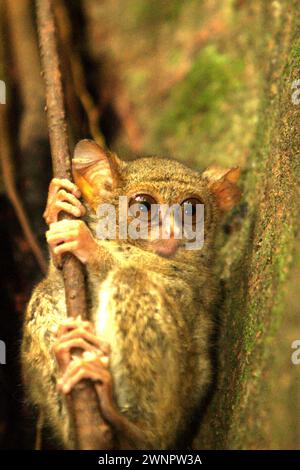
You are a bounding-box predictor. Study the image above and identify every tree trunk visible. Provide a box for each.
[196,0,300,448]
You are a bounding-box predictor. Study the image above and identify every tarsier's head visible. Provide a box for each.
[72,140,241,263]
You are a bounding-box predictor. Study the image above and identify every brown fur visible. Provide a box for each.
[22,148,239,449]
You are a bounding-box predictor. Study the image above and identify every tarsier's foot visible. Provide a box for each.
[53,316,110,372]
[53,317,145,449]
[44,178,99,266]
[54,317,118,420]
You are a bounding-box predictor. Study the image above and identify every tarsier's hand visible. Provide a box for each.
[46,219,99,265]
[44,178,98,266]
[43,178,85,225]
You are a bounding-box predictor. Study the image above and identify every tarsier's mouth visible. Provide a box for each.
[152,238,181,258]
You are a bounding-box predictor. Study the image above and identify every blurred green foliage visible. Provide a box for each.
[155,45,244,153]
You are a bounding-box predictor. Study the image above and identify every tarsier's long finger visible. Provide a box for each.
[44,202,81,225]
[58,354,110,394]
[53,241,79,257]
[44,179,82,224]
[59,368,101,394]
[53,337,99,370]
[55,317,93,337]
[49,178,81,200]
[56,189,86,213]
[52,341,70,370]
[59,328,111,354]
[47,220,88,240]
[46,229,79,246]
[64,353,109,380]
[56,337,98,355]
[54,201,83,218]
[47,220,85,239]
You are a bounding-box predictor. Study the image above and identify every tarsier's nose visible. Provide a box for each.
[153,213,181,257]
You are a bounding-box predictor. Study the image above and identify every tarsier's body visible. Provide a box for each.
[22,140,240,449]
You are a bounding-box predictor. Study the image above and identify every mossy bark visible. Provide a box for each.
[196,0,300,448]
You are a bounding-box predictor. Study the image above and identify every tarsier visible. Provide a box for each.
[22,140,241,449]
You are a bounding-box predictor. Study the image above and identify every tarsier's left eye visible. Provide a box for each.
[181,197,204,226]
[128,194,158,222]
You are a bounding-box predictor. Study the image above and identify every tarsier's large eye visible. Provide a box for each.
[128,194,158,222]
[181,197,204,226]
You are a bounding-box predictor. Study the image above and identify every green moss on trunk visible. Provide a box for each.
[196,0,300,449]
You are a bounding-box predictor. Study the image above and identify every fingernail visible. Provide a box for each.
[52,325,58,334]
[102,343,111,354]
[101,356,109,366]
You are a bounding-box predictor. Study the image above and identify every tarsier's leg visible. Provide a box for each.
[53,317,146,449]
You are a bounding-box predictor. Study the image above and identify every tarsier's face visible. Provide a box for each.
[115,159,213,258]
[72,140,241,260]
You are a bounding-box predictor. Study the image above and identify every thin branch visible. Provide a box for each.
[53,0,105,147]
[35,0,114,449]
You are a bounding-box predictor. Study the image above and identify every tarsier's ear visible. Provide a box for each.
[72,139,125,210]
[202,166,241,211]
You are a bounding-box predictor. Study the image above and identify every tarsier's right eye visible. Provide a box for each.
[180,197,204,226]
[128,194,158,222]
